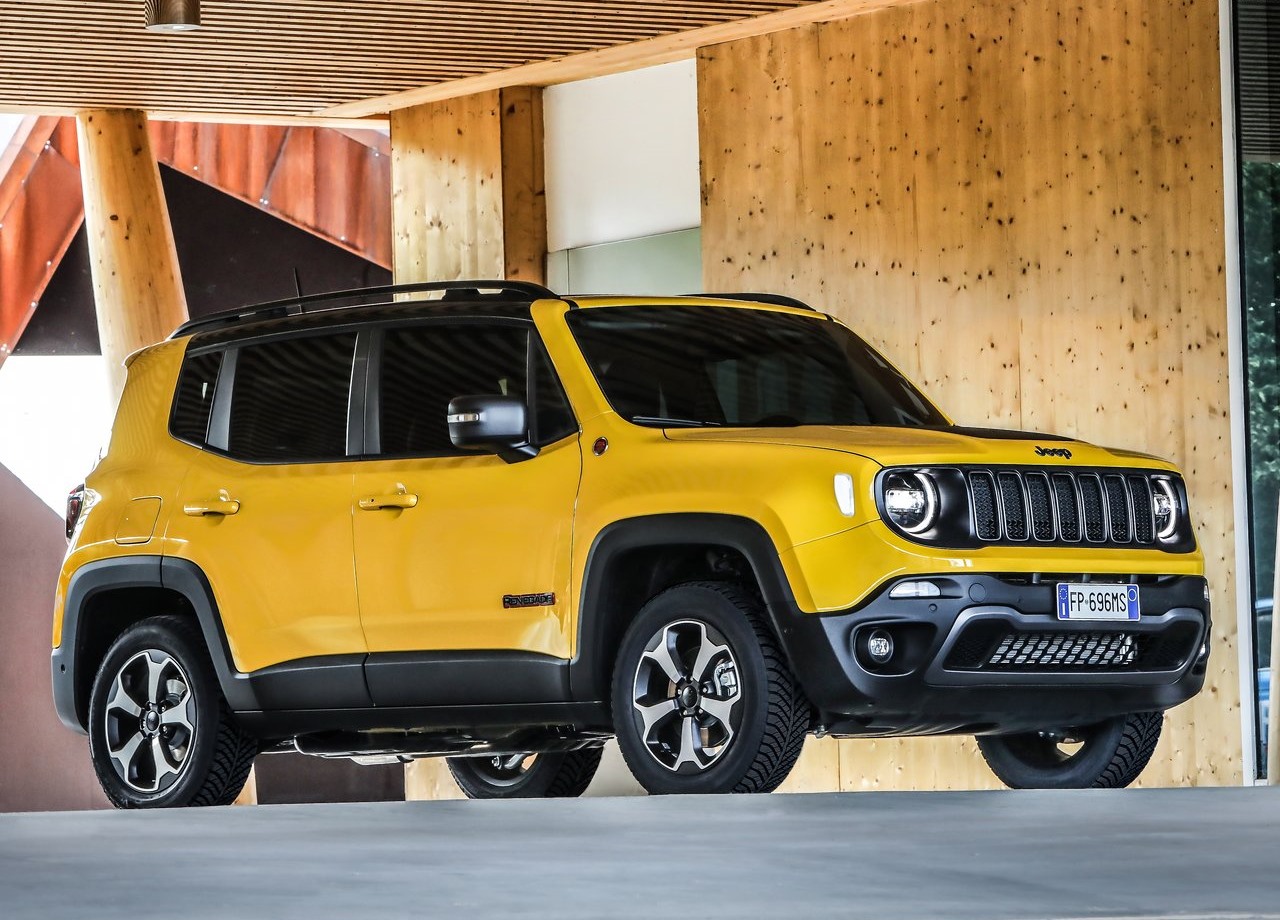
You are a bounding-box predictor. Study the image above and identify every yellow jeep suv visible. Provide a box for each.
[53,281,1209,807]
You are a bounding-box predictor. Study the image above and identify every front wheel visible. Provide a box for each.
[446,747,603,799]
[977,711,1164,789]
[88,615,258,808]
[611,581,810,795]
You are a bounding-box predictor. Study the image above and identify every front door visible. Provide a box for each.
[351,321,581,705]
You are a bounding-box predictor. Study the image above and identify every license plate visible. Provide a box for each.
[1056,583,1140,621]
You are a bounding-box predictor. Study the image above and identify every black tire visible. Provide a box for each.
[977,711,1164,789]
[611,581,810,795]
[88,615,258,808]
[447,746,604,799]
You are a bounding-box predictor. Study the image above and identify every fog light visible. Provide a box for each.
[889,580,941,599]
[866,629,894,664]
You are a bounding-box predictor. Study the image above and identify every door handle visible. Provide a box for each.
[358,492,418,511]
[184,495,240,517]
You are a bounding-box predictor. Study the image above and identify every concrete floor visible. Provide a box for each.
[1,787,1277,919]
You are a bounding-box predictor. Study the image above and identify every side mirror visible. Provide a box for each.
[446,395,537,463]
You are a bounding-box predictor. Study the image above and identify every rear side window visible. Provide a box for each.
[170,350,223,446]
[227,333,357,463]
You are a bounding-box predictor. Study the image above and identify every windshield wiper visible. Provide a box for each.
[631,416,722,428]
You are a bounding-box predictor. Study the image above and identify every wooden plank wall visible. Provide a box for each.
[699,0,1240,788]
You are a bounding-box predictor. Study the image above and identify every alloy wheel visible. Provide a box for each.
[630,619,743,773]
[102,649,197,795]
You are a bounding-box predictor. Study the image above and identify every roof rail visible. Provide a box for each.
[697,292,817,312]
[171,279,559,338]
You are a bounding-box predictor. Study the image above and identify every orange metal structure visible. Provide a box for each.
[0,116,84,360]
[0,119,390,366]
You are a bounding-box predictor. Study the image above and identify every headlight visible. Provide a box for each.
[1152,478,1179,540]
[882,471,938,534]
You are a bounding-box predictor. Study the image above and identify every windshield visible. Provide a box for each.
[566,305,948,428]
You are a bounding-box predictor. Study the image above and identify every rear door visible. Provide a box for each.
[165,331,365,677]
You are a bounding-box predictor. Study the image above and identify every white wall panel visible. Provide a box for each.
[0,356,113,514]
[0,114,24,153]
[544,60,700,252]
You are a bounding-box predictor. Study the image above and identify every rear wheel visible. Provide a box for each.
[611,581,810,795]
[976,711,1164,789]
[446,747,603,799]
[88,615,257,808]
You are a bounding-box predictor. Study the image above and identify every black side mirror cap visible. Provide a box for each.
[446,395,538,463]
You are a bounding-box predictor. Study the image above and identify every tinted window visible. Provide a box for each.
[379,325,528,457]
[532,340,576,445]
[227,333,356,462]
[567,306,947,428]
[171,351,223,446]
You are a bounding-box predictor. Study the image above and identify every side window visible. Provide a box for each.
[170,350,223,446]
[378,324,528,458]
[227,333,356,463]
[531,340,576,445]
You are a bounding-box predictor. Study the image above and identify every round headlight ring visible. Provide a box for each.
[1153,478,1179,541]
[883,470,939,535]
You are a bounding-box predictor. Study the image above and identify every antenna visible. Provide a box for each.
[292,268,303,299]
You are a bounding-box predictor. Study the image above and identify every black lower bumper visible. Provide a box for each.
[774,574,1210,737]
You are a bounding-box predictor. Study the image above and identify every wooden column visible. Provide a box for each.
[76,109,188,401]
[389,87,546,801]
[390,87,546,285]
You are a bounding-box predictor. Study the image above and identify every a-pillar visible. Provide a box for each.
[388,86,547,800]
[75,109,189,402]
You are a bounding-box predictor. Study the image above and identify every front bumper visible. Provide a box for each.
[775,573,1209,737]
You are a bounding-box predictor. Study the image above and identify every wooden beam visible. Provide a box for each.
[0,103,390,131]
[320,0,917,118]
[76,109,188,400]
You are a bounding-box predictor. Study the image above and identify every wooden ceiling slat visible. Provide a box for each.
[0,0,860,120]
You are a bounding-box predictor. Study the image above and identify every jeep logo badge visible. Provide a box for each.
[1034,446,1073,460]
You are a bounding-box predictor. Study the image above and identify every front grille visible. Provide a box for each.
[964,467,1165,547]
[944,620,1201,673]
[971,472,999,540]
[988,632,1137,669]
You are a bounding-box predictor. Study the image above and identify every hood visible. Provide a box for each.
[663,424,1174,470]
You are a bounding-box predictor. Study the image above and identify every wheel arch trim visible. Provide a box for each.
[52,555,258,733]
[569,513,800,701]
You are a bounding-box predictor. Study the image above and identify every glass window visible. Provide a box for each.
[170,351,223,446]
[226,333,356,463]
[377,325,577,457]
[378,324,527,457]
[532,340,576,445]
[566,305,946,429]
[1236,0,1280,776]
